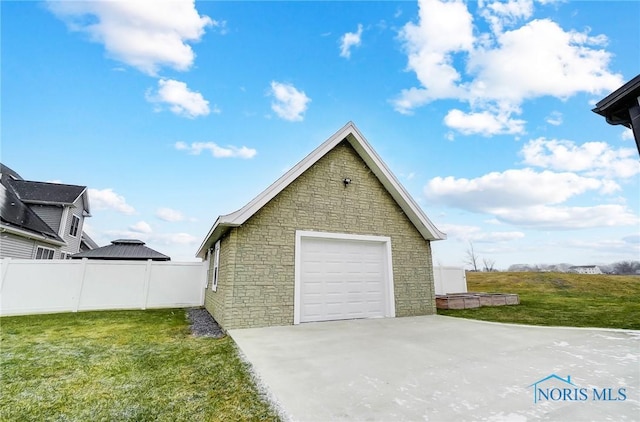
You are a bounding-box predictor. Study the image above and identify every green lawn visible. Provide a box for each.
[0,309,280,421]
[437,272,640,330]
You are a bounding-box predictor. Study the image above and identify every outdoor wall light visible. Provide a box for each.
[343,177,352,187]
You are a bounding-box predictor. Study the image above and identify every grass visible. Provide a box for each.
[0,309,280,421]
[437,272,640,330]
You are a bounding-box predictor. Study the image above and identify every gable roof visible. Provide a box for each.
[196,121,446,258]
[0,163,90,245]
[72,239,170,261]
[592,74,640,127]
[0,183,65,244]
[9,180,89,211]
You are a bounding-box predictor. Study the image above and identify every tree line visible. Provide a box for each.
[464,242,639,275]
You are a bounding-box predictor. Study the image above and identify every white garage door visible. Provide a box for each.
[297,233,394,323]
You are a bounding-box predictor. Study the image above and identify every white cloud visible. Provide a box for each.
[129,221,152,234]
[394,0,473,113]
[156,207,185,222]
[425,168,616,211]
[269,81,311,122]
[444,108,525,135]
[47,0,213,76]
[467,19,621,103]
[621,128,634,141]
[339,24,363,58]
[425,164,638,230]
[565,237,640,257]
[492,204,638,229]
[521,138,640,179]
[394,0,623,134]
[175,141,257,159]
[545,111,563,126]
[439,223,525,242]
[88,188,135,214]
[106,230,199,246]
[147,79,209,118]
[158,232,199,245]
[480,0,534,34]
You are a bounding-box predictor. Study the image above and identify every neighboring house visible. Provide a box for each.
[568,265,603,275]
[79,232,99,253]
[592,74,640,155]
[0,164,92,259]
[72,239,170,261]
[196,122,446,330]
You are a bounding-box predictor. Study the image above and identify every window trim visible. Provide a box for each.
[212,240,220,292]
[35,246,55,260]
[69,214,80,238]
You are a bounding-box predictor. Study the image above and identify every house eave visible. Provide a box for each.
[195,121,447,258]
[0,224,66,246]
[195,218,239,259]
[592,74,640,115]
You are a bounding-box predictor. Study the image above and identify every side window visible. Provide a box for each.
[69,215,80,237]
[212,240,220,292]
[35,246,55,260]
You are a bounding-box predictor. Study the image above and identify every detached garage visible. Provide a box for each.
[197,122,446,330]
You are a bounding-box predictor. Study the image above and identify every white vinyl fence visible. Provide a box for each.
[0,258,207,316]
[433,266,467,295]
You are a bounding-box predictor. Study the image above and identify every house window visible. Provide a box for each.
[35,246,55,260]
[69,215,80,237]
[212,240,220,292]
[60,252,71,259]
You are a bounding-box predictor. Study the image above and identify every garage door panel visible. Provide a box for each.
[299,236,390,323]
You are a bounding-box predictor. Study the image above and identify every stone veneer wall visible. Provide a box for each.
[205,140,435,330]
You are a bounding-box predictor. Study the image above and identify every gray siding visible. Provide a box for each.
[60,198,85,254]
[0,232,61,259]
[29,205,63,233]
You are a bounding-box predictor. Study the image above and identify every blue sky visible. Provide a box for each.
[2,0,639,268]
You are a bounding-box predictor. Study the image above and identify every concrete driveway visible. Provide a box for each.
[229,316,639,422]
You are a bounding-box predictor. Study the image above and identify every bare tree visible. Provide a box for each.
[613,261,640,275]
[483,257,496,272]
[465,241,480,272]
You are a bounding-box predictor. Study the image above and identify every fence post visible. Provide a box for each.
[142,260,152,310]
[0,258,11,293]
[74,258,89,312]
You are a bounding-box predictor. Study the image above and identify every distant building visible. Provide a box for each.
[71,239,170,261]
[568,265,602,275]
[1,163,94,259]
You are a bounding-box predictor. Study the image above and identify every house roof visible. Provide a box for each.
[196,121,446,258]
[9,179,89,210]
[72,239,171,261]
[0,163,91,246]
[81,232,99,250]
[1,163,23,183]
[0,181,64,244]
[592,74,640,127]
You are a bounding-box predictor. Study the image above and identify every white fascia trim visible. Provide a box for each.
[223,123,356,224]
[79,188,91,216]
[59,206,70,237]
[0,225,66,247]
[293,230,396,325]
[195,121,446,257]
[345,126,446,241]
